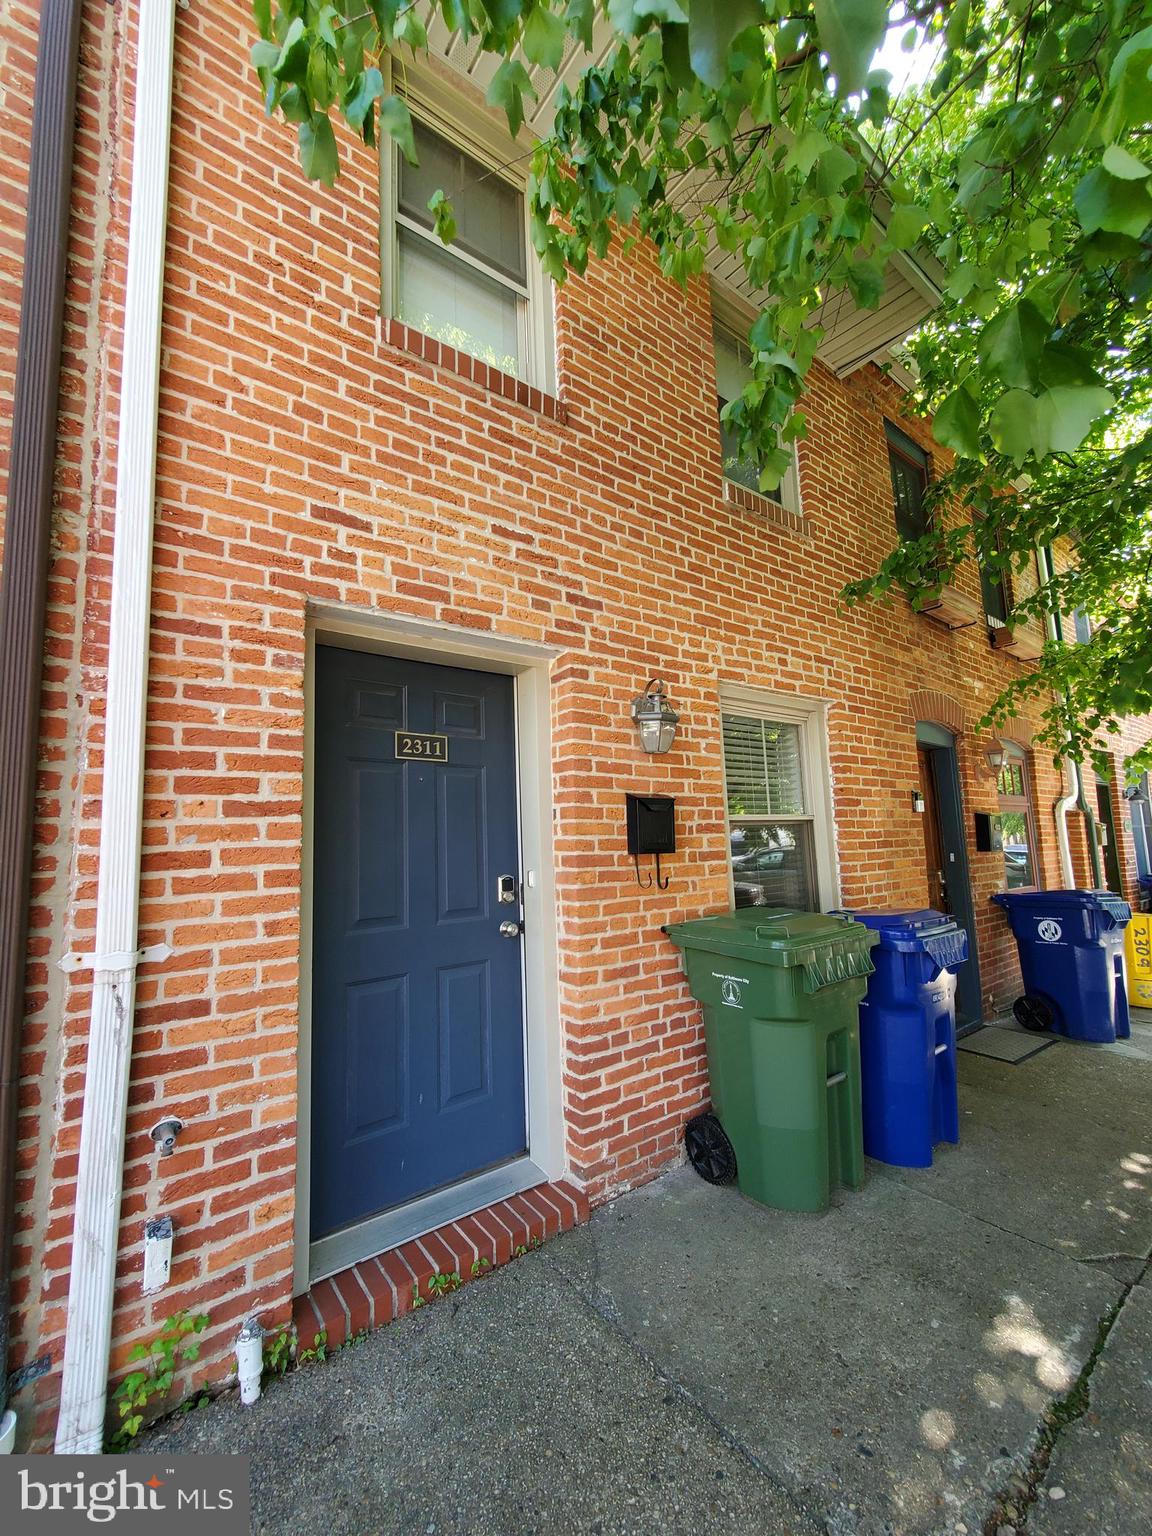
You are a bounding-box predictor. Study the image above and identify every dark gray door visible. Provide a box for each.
[311,645,527,1240]
[917,722,983,1029]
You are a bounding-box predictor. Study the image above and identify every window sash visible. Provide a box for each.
[997,750,1038,890]
[379,69,554,392]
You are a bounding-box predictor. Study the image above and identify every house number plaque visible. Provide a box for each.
[395,731,449,762]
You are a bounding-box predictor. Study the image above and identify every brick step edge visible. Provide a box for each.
[292,1180,590,1353]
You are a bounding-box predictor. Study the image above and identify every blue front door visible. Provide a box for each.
[311,645,526,1240]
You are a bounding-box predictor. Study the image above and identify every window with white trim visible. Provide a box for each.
[720,689,836,911]
[713,326,800,511]
[381,83,553,389]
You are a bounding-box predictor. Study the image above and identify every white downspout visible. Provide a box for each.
[54,1,177,1455]
[1037,544,1077,889]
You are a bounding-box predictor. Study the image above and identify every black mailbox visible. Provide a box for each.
[626,794,676,855]
[974,812,1004,852]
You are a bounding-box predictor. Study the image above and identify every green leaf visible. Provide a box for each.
[978,300,1048,391]
[380,94,417,164]
[1039,343,1103,389]
[1102,143,1151,180]
[1074,167,1152,238]
[1033,385,1115,456]
[252,0,272,39]
[1101,27,1152,138]
[272,17,309,86]
[688,0,762,89]
[988,389,1038,466]
[486,58,535,137]
[886,203,928,250]
[813,0,890,97]
[298,115,338,186]
[250,40,280,72]
[344,67,383,135]
[607,0,689,35]
[932,387,980,458]
[523,5,568,71]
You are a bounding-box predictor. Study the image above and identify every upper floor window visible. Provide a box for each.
[997,744,1038,890]
[975,520,1009,627]
[885,421,930,541]
[1074,608,1093,645]
[713,327,799,511]
[383,102,553,389]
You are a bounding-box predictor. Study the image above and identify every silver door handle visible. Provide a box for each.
[499,921,522,938]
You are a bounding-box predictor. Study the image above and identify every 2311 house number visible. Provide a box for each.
[395,731,449,762]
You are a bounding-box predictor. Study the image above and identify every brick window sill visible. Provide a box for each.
[383,317,567,423]
[723,479,809,537]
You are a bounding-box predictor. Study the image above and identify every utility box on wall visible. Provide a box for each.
[626,794,676,855]
[974,812,1003,852]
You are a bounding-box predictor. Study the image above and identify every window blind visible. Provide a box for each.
[399,117,526,286]
[722,714,805,817]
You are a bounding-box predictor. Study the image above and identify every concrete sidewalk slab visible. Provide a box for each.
[137,1254,821,1536]
[1029,1283,1152,1536]
[873,1048,1152,1260]
[547,1169,1119,1536]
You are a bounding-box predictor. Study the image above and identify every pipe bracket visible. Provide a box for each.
[59,942,173,975]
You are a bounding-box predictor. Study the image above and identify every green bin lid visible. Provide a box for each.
[664,908,877,991]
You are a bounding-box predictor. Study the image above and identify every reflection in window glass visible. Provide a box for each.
[729,824,816,910]
[999,811,1034,888]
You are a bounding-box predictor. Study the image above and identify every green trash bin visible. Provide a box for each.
[664,908,877,1212]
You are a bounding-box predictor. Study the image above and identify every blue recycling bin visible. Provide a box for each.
[992,889,1131,1042]
[834,909,965,1168]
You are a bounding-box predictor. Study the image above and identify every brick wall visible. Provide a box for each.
[2,0,1125,1445]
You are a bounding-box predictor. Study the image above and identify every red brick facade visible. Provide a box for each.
[3,2,1149,1447]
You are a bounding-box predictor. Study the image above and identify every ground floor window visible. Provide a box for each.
[720,689,836,911]
[997,743,1038,890]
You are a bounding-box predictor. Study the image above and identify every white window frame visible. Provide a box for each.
[379,58,555,393]
[710,284,802,516]
[718,684,839,911]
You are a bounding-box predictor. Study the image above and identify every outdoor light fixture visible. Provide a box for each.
[630,679,680,754]
[1123,783,1148,804]
[911,788,926,814]
[985,741,1008,774]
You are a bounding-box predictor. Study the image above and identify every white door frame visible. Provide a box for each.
[294,603,566,1292]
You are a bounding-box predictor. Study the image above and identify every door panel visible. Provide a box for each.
[311,645,526,1240]
[916,727,983,1029]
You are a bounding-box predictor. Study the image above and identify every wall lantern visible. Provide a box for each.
[630,679,680,754]
[911,788,926,814]
[984,741,1008,775]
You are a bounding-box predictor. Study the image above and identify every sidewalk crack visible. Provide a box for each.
[982,1249,1152,1535]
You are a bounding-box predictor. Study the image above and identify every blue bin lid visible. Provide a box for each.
[992,888,1130,912]
[831,908,968,967]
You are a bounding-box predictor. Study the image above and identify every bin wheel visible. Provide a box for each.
[685,1113,737,1186]
[1014,993,1055,1033]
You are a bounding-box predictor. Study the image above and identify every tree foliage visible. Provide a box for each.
[249,1,1152,775]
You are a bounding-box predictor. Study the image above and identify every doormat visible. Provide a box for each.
[958,1026,1055,1064]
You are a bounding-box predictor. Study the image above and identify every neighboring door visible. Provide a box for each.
[311,645,527,1241]
[916,724,983,1029]
[1096,777,1122,893]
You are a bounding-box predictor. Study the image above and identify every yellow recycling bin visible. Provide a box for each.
[1124,912,1152,1007]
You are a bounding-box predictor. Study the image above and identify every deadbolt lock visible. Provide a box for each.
[497,874,518,904]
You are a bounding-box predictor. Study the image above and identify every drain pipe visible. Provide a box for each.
[1036,545,1103,889]
[53,0,177,1455]
[0,0,85,1454]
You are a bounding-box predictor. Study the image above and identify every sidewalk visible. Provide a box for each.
[136,1013,1152,1535]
